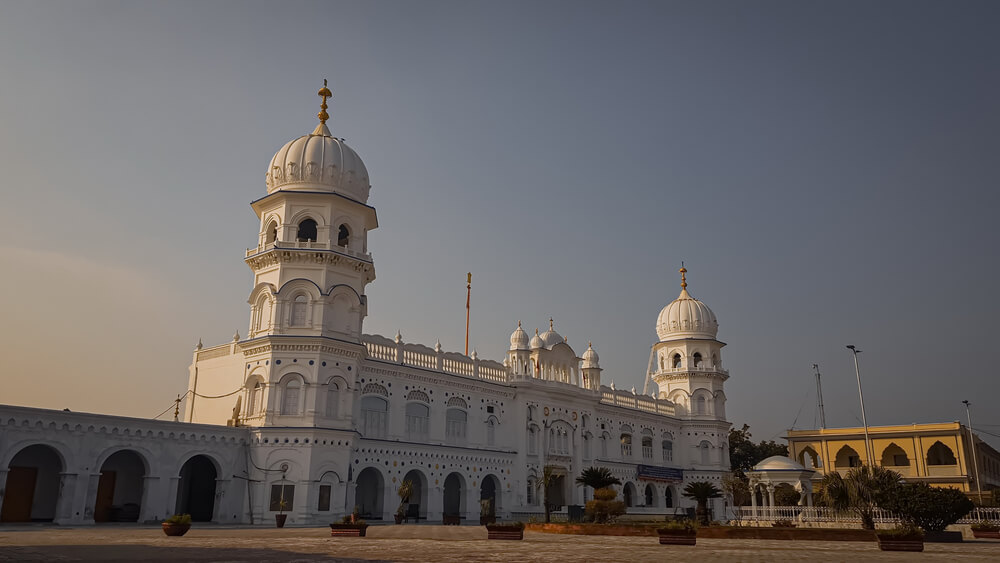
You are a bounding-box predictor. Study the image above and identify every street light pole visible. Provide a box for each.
[963,400,983,503]
[846,345,874,467]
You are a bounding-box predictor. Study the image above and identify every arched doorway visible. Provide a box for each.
[644,484,655,507]
[95,450,146,522]
[665,487,674,508]
[176,455,217,522]
[480,474,500,523]
[1,444,63,522]
[623,482,636,508]
[354,467,383,520]
[443,473,464,522]
[401,469,427,521]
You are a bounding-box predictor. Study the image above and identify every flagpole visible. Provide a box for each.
[465,272,471,356]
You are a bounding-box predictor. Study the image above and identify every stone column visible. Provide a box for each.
[166,476,181,517]
[213,478,231,523]
[750,481,758,519]
[55,472,80,525]
[0,469,8,513]
[138,476,160,523]
[426,482,443,523]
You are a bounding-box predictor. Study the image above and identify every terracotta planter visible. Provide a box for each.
[394,514,404,524]
[658,532,696,546]
[329,523,368,537]
[274,514,287,528]
[161,523,191,537]
[972,530,1000,539]
[443,515,461,525]
[486,525,524,540]
[877,537,924,552]
[924,530,962,543]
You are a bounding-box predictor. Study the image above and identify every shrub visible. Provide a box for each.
[657,519,696,534]
[593,487,618,501]
[875,524,924,540]
[880,482,974,532]
[163,514,192,525]
[971,522,999,532]
[585,488,626,523]
[771,520,795,528]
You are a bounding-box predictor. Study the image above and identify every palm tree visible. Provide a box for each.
[575,467,622,491]
[682,481,722,525]
[534,466,558,523]
[819,465,901,530]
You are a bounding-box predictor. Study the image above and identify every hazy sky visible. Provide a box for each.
[1,1,997,447]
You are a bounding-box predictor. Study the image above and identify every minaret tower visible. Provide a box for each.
[245,81,378,342]
[649,267,728,422]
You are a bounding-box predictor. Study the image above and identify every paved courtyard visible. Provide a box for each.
[1,524,998,562]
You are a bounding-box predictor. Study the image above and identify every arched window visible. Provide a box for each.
[620,434,632,458]
[265,221,278,244]
[601,433,609,458]
[248,381,263,414]
[253,295,269,332]
[835,445,862,468]
[583,433,592,459]
[695,395,707,415]
[526,478,536,505]
[446,409,467,444]
[337,224,350,247]
[699,441,711,465]
[693,352,703,367]
[528,427,537,454]
[361,396,388,438]
[325,382,338,418]
[665,487,673,508]
[486,419,496,446]
[672,353,681,369]
[405,402,429,441]
[712,353,719,367]
[296,218,317,242]
[927,441,957,465]
[662,440,673,463]
[642,436,653,459]
[291,295,308,326]
[644,484,654,506]
[280,378,301,415]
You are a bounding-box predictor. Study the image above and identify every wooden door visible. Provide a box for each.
[1,466,38,522]
[94,471,116,522]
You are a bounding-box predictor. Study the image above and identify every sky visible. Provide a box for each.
[1,0,998,448]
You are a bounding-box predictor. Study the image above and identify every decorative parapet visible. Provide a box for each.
[599,385,675,417]
[245,240,372,262]
[196,343,232,361]
[362,334,509,384]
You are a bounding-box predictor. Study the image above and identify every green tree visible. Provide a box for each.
[683,481,722,525]
[721,472,750,507]
[575,467,622,490]
[881,482,974,532]
[727,424,790,477]
[819,465,902,530]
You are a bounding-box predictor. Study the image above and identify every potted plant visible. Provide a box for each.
[971,522,1000,539]
[485,520,525,540]
[656,519,697,546]
[275,498,289,528]
[876,524,925,552]
[330,514,369,537]
[394,479,413,524]
[162,513,192,536]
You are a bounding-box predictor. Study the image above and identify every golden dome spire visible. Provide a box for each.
[317,79,332,125]
[679,263,687,290]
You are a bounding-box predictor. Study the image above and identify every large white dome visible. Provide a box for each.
[655,269,718,340]
[265,122,371,203]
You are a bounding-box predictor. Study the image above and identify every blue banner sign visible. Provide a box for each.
[636,464,683,482]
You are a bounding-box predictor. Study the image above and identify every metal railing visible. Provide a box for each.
[733,505,1000,524]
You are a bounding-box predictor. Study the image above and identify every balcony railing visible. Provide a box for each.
[246,240,372,261]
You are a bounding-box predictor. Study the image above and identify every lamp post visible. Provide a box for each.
[963,400,983,503]
[846,345,874,467]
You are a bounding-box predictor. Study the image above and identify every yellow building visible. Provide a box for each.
[786,423,1000,497]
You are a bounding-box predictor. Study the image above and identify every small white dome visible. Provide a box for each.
[656,269,718,340]
[510,322,529,351]
[753,456,806,472]
[581,342,600,369]
[265,117,370,203]
[529,329,545,350]
[539,319,564,348]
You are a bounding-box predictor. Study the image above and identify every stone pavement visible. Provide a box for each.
[0,524,998,562]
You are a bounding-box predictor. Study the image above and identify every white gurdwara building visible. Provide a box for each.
[0,87,731,526]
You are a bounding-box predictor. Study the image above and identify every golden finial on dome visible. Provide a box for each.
[317,79,332,125]
[679,262,687,290]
